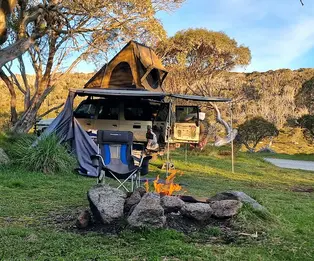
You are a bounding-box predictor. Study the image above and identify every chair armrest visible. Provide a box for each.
[138,155,152,167]
[91,154,102,168]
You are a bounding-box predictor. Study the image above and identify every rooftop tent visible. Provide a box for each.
[84,41,168,92]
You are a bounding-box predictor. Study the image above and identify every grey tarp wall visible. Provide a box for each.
[39,91,98,177]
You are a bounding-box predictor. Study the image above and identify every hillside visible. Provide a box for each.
[0,68,314,153]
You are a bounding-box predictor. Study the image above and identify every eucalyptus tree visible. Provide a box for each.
[0,0,184,133]
[157,28,251,145]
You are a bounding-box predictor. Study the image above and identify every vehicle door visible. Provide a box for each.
[171,105,200,143]
[94,98,120,131]
[120,99,153,142]
[73,100,97,131]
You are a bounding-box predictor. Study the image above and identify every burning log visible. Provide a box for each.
[177,195,209,203]
[145,169,184,196]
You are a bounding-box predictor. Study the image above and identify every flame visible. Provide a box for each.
[149,169,183,196]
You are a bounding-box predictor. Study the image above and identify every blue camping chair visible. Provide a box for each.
[91,130,151,191]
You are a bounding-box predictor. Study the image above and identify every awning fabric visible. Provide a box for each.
[38,93,98,177]
[72,88,231,102]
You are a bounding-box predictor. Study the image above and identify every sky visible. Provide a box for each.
[154,0,314,72]
[10,0,314,74]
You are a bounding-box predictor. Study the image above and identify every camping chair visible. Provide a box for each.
[91,130,151,192]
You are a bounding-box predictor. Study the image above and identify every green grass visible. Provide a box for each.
[1,147,314,260]
[256,152,314,161]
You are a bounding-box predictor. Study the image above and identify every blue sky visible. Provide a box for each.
[13,0,314,74]
[154,0,314,72]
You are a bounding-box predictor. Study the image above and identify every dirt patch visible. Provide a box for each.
[36,207,268,246]
[291,186,314,193]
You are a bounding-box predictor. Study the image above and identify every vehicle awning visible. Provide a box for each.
[71,88,231,103]
[72,88,166,100]
[170,94,231,102]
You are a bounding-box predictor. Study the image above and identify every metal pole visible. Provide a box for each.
[230,102,234,173]
[166,99,172,176]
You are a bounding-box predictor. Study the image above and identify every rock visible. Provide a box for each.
[127,192,166,228]
[181,203,213,221]
[134,186,146,197]
[76,210,91,228]
[161,196,184,213]
[125,190,142,213]
[210,200,242,218]
[87,185,127,224]
[208,191,267,213]
[0,148,10,165]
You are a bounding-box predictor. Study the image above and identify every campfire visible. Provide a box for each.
[145,169,183,196]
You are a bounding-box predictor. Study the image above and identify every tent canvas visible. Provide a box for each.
[84,41,168,92]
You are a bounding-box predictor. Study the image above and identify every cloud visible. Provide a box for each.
[241,16,314,72]
[160,0,314,72]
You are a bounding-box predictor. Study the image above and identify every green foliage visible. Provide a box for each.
[0,132,36,156]
[157,28,251,71]
[295,77,314,114]
[9,134,76,174]
[298,114,314,142]
[237,117,279,152]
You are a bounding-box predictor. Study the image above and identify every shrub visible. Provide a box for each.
[236,117,279,152]
[10,134,76,174]
[297,114,314,143]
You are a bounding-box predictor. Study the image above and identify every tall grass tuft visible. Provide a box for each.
[10,134,76,174]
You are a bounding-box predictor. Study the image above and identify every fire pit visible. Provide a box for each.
[78,170,248,233]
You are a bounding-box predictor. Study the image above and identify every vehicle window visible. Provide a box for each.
[98,104,119,120]
[124,101,152,121]
[74,103,96,118]
[176,106,198,123]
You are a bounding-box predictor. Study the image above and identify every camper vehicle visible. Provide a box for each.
[35,93,206,145]
[36,41,230,148]
[72,89,208,146]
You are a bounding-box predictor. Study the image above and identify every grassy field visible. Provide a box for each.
[1,147,314,261]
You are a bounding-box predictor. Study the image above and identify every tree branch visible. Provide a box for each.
[0,37,35,68]
[38,102,64,119]
[3,64,26,94]
[300,0,304,6]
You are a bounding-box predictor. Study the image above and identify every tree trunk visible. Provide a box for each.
[0,37,35,68]
[0,69,18,124]
[11,83,53,133]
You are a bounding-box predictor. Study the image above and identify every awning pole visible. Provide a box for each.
[166,99,172,177]
[230,102,235,173]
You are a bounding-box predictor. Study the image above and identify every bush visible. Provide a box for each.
[236,117,279,152]
[298,114,314,143]
[10,134,76,174]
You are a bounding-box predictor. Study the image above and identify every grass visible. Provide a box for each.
[1,146,314,260]
[256,152,314,161]
[2,133,76,174]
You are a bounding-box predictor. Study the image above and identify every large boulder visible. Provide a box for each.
[127,192,166,228]
[124,190,142,213]
[208,191,267,213]
[88,185,127,224]
[181,203,213,221]
[0,148,10,165]
[210,200,242,218]
[161,196,184,213]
